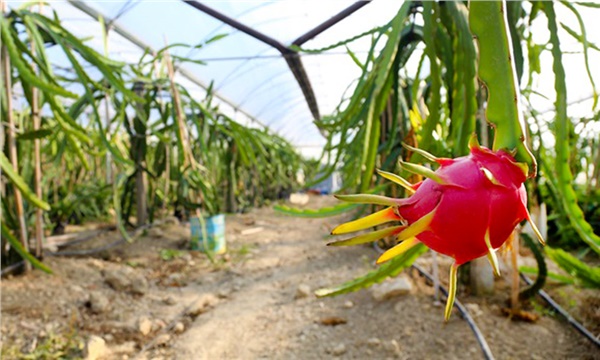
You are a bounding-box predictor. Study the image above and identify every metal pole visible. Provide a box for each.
[181,0,321,121]
[292,1,372,46]
[65,0,266,129]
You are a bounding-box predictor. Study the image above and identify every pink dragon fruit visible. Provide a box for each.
[330,135,545,320]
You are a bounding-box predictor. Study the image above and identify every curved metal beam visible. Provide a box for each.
[65,0,267,129]
[292,1,372,46]
[182,0,321,120]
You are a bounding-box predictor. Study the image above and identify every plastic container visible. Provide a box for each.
[190,214,226,254]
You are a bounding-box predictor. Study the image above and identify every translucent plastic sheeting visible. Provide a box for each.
[5,1,600,159]
[7,0,401,157]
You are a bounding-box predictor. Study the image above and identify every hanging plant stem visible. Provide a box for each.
[2,0,31,272]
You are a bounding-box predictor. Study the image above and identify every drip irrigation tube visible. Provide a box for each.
[520,273,600,348]
[373,242,494,359]
[1,260,25,276]
[412,264,496,360]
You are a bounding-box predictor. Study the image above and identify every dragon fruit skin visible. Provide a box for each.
[396,145,530,265]
[330,138,545,320]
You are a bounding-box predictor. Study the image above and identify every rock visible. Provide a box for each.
[319,316,347,326]
[383,339,401,356]
[186,293,219,317]
[330,343,347,356]
[289,193,310,205]
[71,285,85,294]
[148,227,164,238]
[367,338,381,347]
[152,319,167,332]
[181,253,193,262]
[138,317,153,336]
[89,259,106,270]
[343,300,354,309]
[371,276,412,301]
[111,341,136,355]
[165,273,186,287]
[163,216,180,225]
[88,292,110,314]
[104,269,131,292]
[217,288,231,299]
[295,284,311,299]
[130,276,149,295]
[103,268,148,295]
[85,335,108,360]
[241,227,264,236]
[154,334,171,347]
[173,322,185,334]
[464,303,483,318]
[163,295,177,305]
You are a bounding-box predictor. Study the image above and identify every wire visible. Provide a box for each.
[412,264,496,360]
[520,273,600,348]
[200,50,369,62]
[108,0,140,28]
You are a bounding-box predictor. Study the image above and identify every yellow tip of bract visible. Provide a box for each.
[376,169,416,195]
[515,162,529,177]
[328,225,405,247]
[331,207,398,235]
[401,142,440,163]
[376,237,419,264]
[399,160,447,185]
[481,167,505,187]
[444,264,459,322]
[334,194,399,207]
[376,206,436,264]
[485,229,501,276]
[528,217,546,246]
[468,133,481,150]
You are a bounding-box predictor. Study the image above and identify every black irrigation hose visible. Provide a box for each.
[1,261,25,277]
[412,264,495,360]
[373,242,494,359]
[49,238,127,257]
[520,273,600,348]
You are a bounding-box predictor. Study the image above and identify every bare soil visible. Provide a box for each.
[1,195,598,359]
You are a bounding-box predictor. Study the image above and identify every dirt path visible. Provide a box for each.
[1,195,598,359]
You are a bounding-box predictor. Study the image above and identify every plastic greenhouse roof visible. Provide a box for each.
[6,1,600,158]
[12,0,407,157]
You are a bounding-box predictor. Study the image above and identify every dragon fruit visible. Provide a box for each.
[330,135,545,320]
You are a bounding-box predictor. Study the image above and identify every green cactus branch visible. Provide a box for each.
[542,2,600,255]
[469,0,536,176]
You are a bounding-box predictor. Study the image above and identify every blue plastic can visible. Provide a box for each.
[190,214,226,254]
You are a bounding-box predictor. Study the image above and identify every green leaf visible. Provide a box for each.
[1,222,52,274]
[559,1,598,109]
[560,23,600,52]
[205,33,228,44]
[274,202,360,218]
[519,266,575,285]
[545,247,600,288]
[543,1,600,255]
[574,2,600,8]
[17,128,53,140]
[50,32,132,166]
[0,15,77,99]
[0,152,51,211]
[469,1,536,175]
[420,1,443,152]
[315,243,427,297]
[442,1,477,156]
